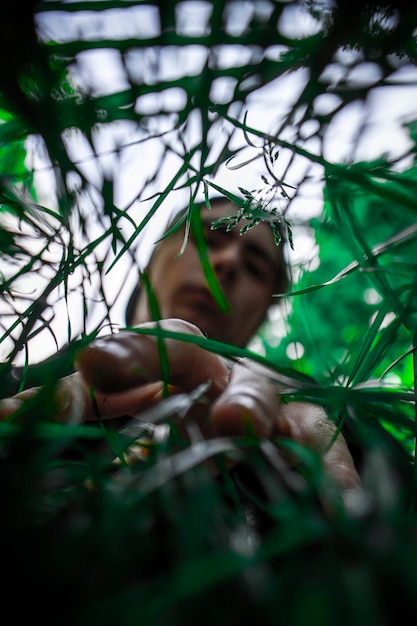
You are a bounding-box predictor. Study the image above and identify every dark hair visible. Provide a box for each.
[125,197,289,326]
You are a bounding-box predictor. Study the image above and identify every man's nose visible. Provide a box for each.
[210,243,240,282]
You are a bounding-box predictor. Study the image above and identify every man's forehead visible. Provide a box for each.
[200,200,240,221]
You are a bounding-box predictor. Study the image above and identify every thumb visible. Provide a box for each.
[75,318,229,398]
[210,360,281,438]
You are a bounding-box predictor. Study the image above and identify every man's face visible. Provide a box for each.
[132,200,284,347]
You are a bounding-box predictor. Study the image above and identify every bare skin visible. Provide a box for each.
[0,200,361,495]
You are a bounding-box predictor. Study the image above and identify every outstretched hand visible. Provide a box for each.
[0,318,360,493]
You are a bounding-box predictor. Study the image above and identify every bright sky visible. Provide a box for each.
[3,2,417,364]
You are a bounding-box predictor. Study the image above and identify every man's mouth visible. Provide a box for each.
[184,286,218,308]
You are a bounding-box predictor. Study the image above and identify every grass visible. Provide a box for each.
[1,2,417,624]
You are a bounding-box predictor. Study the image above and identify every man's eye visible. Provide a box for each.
[246,260,265,279]
[205,229,224,249]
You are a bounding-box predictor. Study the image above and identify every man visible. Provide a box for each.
[0,196,360,494]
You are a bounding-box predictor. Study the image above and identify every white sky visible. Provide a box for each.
[3,2,417,364]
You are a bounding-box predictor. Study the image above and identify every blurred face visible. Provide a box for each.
[131,200,285,347]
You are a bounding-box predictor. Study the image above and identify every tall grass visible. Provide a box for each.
[1,2,417,624]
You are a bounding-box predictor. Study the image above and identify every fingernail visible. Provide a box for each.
[86,337,133,360]
[342,487,373,518]
[212,397,271,438]
[0,398,24,421]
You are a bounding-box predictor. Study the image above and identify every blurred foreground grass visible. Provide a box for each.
[1,2,417,624]
[1,371,416,625]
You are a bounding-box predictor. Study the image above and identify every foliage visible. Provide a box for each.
[1,1,417,624]
[264,150,417,385]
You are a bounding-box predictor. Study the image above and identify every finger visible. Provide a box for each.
[320,426,361,490]
[0,377,86,424]
[0,382,80,424]
[82,381,166,421]
[210,359,281,438]
[75,318,229,398]
[0,376,165,424]
[0,397,27,421]
[56,374,166,422]
[277,402,361,490]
